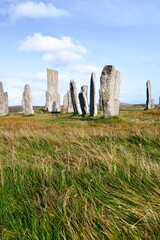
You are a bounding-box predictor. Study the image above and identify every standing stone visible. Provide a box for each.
[81,85,88,101]
[45,69,61,112]
[67,90,74,113]
[63,91,73,113]
[0,82,9,116]
[79,92,89,115]
[22,84,34,115]
[79,85,89,115]
[159,97,160,105]
[151,99,155,109]
[63,92,68,111]
[70,80,82,115]
[100,65,121,118]
[90,72,97,116]
[146,80,152,109]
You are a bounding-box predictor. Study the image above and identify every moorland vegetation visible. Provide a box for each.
[0,105,160,239]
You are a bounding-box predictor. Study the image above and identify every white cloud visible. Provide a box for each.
[0,1,69,22]
[19,32,87,64]
[11,1,69,20]
[19,33,86,54]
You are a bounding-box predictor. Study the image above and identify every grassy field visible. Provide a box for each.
[0,105,160,239]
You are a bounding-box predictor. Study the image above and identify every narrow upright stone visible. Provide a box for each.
[146,80,152,109]
[70,80,82,115]
[63,92,68,110]
[151,99,155,109]
[79,92,89,115]
[63,90,73,113]
[90,72,97,116]
[0,82,9,116]
[22,84,34,115]
[81,85,88,101]
[67,90,74,113]
[79,85,89,115]
[45,69,61,112]
[100,65,121,118]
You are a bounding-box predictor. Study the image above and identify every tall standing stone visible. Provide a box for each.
[100,65,121,118]
[70,80,82,115]
[146,80,152,109]
[90,72,97,116]
[22,84,34,115]
[45,69,61,112]
[0,82,9,116]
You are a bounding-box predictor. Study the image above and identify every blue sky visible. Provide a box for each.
[0,0,160,105]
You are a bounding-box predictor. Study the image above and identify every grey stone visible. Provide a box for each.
[63,90,73,113]
[70,80,82,115]
[81,85,88,101]
[45,68,61,112]
[99,89,103,110]
[79,85,89,115]
[151,99,155,109]
[79,92,89,115]
[22,84,34,115]
[0,82,9,116]
[67,90,74,113]
[146,80,152,109]
[90,72,97,116]
[100,65,121,118]
[63,92,68,110]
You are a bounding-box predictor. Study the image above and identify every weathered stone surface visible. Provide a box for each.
[79,85,89,115]
[67,90,74,113]
[146,80,152,109]
[79,92,89,115]
[99,89,103,109]
[22,84,34,115]
[45,68,61,112]
[100,65,121,118]
[63,90,73,113]
[90,72,97,116]
[63,92,68,110]
[0,82,9,116]
[81,85,88,101]
[70,80,82,115]
[151,99,155,109]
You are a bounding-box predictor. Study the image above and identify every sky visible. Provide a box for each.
[0,0,160,106]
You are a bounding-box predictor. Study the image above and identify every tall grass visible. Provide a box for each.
[0,108,160,239]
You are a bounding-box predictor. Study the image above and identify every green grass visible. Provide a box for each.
[0,107,160,239]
